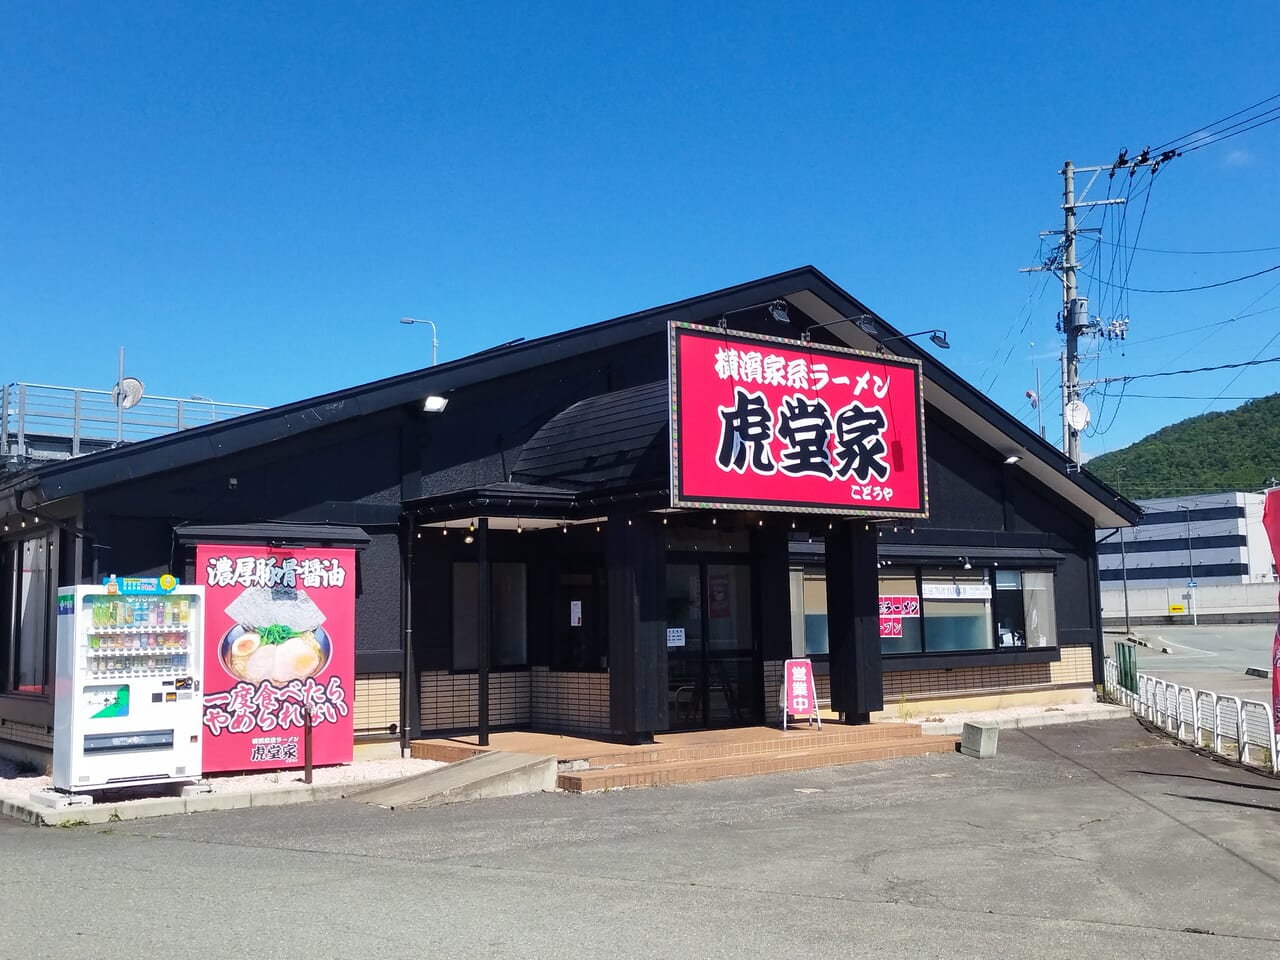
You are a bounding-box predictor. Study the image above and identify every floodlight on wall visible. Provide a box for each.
[1003,455,1022,465]
[719,298,792,329]
[962,557,973,570]
[876,329,951,353]
[422,395,449,413]
[801,314,877,342]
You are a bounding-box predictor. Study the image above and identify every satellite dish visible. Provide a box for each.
[112,377,145,410]
[1065,399,1091,432]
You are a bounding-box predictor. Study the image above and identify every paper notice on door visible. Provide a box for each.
[570,600,582,627]
[666,628,686,648]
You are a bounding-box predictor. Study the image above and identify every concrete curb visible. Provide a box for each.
[1244,666,1273,679]
[2,777,396,827]
[920,705,1132,737]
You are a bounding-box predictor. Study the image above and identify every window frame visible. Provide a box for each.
[2,531,58,699]
[878,564,1059,659]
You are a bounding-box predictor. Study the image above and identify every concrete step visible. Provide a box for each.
[411,723,926,766]
[557,735,958,792]
[576,723,927,769]
[347,751,557,809]
[410,740,488,763]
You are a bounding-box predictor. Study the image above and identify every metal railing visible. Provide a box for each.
[1104,651,1278,774]
[2,382,265,463]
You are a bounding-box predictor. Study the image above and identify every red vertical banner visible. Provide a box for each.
[1263,490,1280,737]
[195,544,355,772]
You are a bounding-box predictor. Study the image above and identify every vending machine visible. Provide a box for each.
[52,577,205,793]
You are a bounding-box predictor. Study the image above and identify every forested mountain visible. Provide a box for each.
[1086,393,1280,500]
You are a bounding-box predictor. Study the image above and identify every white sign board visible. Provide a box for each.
[666,627,686,648]
[921,582,992,601]
[569,600,582,626]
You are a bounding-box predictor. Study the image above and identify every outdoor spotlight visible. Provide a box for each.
[962,558,972,570]
[767,300,790,324]
[855,317,877,334]
[1003,454,1021,465]
[422,395,449,413]
[464,534,474,544]
[929,330,950,350]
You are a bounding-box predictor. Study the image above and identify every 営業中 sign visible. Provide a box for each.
[781,658,821,730]
[669,323,926,516]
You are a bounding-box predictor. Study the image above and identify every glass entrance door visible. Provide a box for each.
[665,562,758,729]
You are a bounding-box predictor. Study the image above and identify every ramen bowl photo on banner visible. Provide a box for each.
[196,544,355,772]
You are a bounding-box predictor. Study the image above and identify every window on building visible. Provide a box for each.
[922,570,994,652]
[788,568,829,657]
[877,565,1057,656]
[1022,570,1057,648]
[452,562,528,670]
[993,570,1026,648]
[2,534,55,696]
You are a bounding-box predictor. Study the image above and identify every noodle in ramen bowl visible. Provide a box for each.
[218,584,332,684]
[220,623,333,683]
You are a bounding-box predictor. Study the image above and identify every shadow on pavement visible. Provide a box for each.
[1133,770,1280,793]
[1172,793,1280,814]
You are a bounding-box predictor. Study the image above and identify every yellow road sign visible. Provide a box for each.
[1168,603,1186,614]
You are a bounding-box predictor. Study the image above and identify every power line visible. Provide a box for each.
[1120,392,1270,400]
[1085,261,1280,294]
[1112,355,1280,382]
[1152,92,1280,152]
[1094,238,1280,256]
[1199,327,1280,414]
[1181,109,1280,154]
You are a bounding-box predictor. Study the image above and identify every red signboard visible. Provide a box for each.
[195,544,355,772]
[669,323,927,516]
[781,658,820,729]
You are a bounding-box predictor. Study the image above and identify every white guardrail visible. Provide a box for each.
[1103,657,1278,774]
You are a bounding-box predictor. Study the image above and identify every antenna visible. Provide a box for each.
[111,346,144,444]
[112,377,145,410]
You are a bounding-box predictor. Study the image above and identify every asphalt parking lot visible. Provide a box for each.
[3,717,1278,959]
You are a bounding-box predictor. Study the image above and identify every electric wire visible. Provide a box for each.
[1151,92,1280,152]
[1094,239,1280,257]
[1086,261,1280,294]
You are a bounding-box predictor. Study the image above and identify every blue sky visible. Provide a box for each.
[3,2,1278,461]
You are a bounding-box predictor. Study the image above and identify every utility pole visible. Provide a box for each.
[1061,161,1084,463]
[1022,148,1172,461]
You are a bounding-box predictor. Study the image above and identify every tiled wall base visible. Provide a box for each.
[353,672,401,738]
[418,669,612,736]
[531,667,611,735]
[764,646,1096,721]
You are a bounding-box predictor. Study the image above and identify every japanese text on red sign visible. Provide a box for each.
[204,555,348,590]
[203,676,350,740]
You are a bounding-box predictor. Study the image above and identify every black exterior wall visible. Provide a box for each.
[1,267,1137,751]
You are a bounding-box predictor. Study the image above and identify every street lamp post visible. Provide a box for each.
[191,394,216,424]
[1178,502,1198,626]
[399,317,439,366]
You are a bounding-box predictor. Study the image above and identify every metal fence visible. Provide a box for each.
[2,382,264,463]
[1103,649,1278,774]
